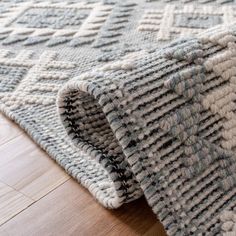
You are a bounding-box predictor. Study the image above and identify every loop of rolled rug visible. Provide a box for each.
[58,24,236,235]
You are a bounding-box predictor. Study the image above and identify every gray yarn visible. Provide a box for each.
[0,0,236,235]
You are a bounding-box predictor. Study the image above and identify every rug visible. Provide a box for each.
[0,0,236,235]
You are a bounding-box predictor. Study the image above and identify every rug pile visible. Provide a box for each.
[0,0,236,235]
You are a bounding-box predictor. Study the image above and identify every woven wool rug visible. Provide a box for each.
[1,0,236,235]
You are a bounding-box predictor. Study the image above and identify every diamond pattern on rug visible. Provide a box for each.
[0,1,136,48]
[138,4,235,41]
[10,7,89,29]
[160,38,236,190]
[0,50,75,108]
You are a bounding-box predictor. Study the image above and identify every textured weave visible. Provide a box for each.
[58,25,236,235]
[0,0,236,235]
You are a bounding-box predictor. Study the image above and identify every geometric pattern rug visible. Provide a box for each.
[1,0,236,235]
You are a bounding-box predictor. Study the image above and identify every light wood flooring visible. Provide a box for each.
[0,113,167,236]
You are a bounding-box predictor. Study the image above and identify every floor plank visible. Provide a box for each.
[143,223,167,236]
[0,182,34,226]
[0,179,166,236]
[0,134,69,201]
[0,113,22,145]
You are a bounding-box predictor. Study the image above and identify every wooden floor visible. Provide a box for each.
[0,113,167,236]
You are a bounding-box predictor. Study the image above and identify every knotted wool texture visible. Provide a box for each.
[0,0,236,235]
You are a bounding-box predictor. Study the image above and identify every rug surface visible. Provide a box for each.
[0,0,236,235]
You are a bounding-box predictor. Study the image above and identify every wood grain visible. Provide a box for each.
[0,182,34,226]
[0,113,167,236]
[0,113,22,145]
[0,179,166,236]
[0,131,69,201]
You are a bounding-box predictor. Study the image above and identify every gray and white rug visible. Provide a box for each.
[0,0,236,235]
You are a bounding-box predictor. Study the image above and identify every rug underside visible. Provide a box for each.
[0,0,236,235]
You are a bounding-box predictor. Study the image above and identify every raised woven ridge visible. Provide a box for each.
[58,24,236,235]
